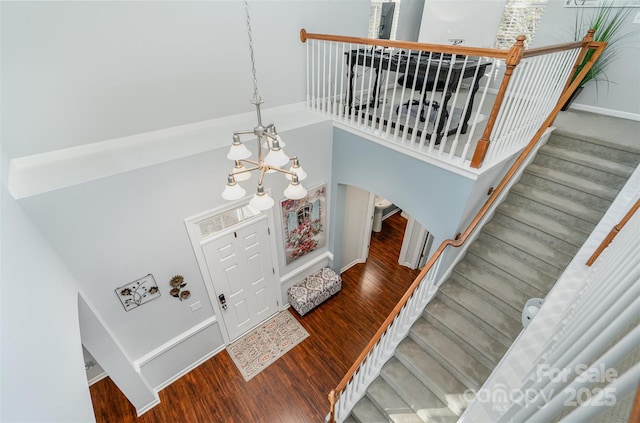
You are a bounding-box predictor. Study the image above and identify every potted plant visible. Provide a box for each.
[562,1,634,110]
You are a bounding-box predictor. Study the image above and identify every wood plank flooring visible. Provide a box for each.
[89,211,421,423]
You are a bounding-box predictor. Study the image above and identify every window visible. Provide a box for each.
[494,0,548,49]
[368,1,401,40]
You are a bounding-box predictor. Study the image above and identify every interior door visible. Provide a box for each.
[202,216,278,341]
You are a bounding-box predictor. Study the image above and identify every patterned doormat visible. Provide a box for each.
[226,310,309,382]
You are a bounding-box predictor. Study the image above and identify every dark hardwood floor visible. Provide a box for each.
[90,211,420,423]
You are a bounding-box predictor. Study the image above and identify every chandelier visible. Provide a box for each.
[221,1,307,210]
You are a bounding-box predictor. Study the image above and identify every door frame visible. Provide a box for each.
[398,215,432,270]
[184,197,282,344]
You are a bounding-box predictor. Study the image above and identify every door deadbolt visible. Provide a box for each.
[218,294,228,310]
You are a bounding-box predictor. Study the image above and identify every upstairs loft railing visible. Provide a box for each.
[300,29,601,171]
[301,30,608,423]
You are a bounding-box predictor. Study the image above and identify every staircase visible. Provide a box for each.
[344,130,640,423]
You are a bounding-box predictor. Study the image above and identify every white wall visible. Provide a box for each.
[0,150,95,422]
[1,1,369,159]
[0,0,368,413]
[396,0,426,42]
[533,1,640,117]
[418,0,505,47]
[78,295,158,414]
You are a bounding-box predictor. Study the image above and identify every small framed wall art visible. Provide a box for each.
[115,274,161,311]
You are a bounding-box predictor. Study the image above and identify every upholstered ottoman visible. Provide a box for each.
[288,267,342,316]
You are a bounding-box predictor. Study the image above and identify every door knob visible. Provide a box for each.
[218,294,228,310]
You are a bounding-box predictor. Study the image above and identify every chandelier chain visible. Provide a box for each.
[244,1,261,104]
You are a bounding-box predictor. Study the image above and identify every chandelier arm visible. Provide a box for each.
[240,159,260,167]
[234,130,255,136]
[262,130,278,140]
[270,167,298,178]
[234,165,261,176]
[257,166,268,186]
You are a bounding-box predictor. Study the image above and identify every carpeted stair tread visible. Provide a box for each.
[395,338,470,415]
[548,132,640,166]
[425,299,507,368]
[491,210,581,255]
[462,252,547,300]
[532,152,629,193]
[438,281,521,345]
[518,173,612,214]
[504,192,596,235]
[352,396,388,423]
[510,183,603,225]
[450,270,526,321]
[381,357,459,422]
[538,144,636,178]
[367,378,425,423]
[525,163,617,201]
[410,318,492,391]
[481,221,574,270]
[468,240,558,291]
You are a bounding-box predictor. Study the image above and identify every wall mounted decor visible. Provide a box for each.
[115,274,160,311]
[281,184,327,265]
[169,275,191,301]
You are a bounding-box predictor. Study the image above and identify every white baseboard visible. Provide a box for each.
[568,103,640,122]
[134,316,217,370]
[88,371,108,386]
[136,397,161,417]
[152,344,225,393]
[341,258,365,273]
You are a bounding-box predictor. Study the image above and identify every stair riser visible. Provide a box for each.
[504,192,595,235]
[496,202,588,248]
[423,307,500,369]
[409,320,489,391]
[477,229,570,274]
[491,212,580,257]
[533,152,628,190]
[468,242,558,292]
[519,173,612,215]
[463,252,547,299]
[393,353,468,416]
[480,223,572,272]
[436,291,515,347]
[451,273,524,321]
[509,185,602,225]
[548,134,640,167]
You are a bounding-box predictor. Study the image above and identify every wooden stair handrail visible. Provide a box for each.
[300,28,510,60]
[326,35,608,423]
[586,199,640,266]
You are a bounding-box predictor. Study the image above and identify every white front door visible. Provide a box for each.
[202,216,278,341]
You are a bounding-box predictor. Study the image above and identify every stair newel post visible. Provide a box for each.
[559,29,595,102]
[328,389,337,422]
[470,35,526,169]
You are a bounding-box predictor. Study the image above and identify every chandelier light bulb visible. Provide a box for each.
[249,185,275,210]
[227,135,252,160]
[286,158,307,181]
[221,175,246,200]
[283,176,308,200]
[231,161,251,182]
[263,134,286,149]
[264,145,290,167]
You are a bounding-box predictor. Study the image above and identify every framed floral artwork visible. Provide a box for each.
[281,184,327,264]
[115,274,161,311]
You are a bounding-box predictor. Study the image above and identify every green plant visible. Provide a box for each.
[572,2,634,89]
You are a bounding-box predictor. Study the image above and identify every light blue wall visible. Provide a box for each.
[329,128,476,271]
